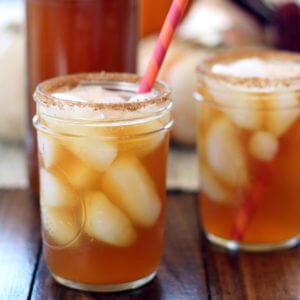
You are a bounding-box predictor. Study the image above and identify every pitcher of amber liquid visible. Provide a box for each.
[26,0,138,197]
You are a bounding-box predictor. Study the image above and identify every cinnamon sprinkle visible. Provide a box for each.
[34,72,171,111]
[197,49,300,90]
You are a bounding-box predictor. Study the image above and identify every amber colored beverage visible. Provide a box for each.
[140,0,192,37]
[26,0,138,197]
[33,73,172,291]
[140,0,172,37]
[196,50,300,251]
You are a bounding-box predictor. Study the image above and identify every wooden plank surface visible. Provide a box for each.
[203,239,300,299]
[30,193,207,300]
[1,189,300,299]
[0,189,41,300]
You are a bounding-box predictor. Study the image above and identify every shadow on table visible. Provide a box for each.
[46,273,163,300]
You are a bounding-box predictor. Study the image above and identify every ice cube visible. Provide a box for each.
[68,85,104,102]
[53,85,104,103]
[52,92,82,102]
[200,165,234,204]
[84,192,136,247]
[101,156,161,227]
[119,120,166,157]
[97,94,125,104]
[249,131,279,162]
[38,132,61,169]
[266,92,299,137]
[61,158,102,191]
[226,106,261,131]
[212,58,268,78]
[128,92,157,103]
[67,138,117,172]
[54,85,130,103]
[205,117,248,187]
[40,169,78,207]
[212,58,300,78]
[42,114,99,137]
[210,89,262,130]
[41,206,81,246]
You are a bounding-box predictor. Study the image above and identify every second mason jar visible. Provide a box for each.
[195,50,300,251]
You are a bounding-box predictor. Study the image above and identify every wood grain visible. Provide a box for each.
[30,193,206,299]
[0,189,41,300]
[2,189,300,299]
[203,240,300,300]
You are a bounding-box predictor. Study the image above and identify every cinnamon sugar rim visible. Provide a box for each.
[34,72,171,110]
[197,49,300,90]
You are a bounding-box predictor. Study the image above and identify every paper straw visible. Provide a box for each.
[138,0,189,93]
[231,162,274,241]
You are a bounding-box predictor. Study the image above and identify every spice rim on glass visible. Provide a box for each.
[33,72,173,291]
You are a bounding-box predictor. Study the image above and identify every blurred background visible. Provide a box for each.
[0,0,299,190]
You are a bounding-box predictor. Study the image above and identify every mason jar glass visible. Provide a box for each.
[195,50,300,251]
[33,72,173,291]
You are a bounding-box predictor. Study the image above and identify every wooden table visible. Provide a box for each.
[1,189,300,299]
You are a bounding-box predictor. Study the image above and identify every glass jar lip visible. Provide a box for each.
[197,49,300,91]
[34,72,171,111]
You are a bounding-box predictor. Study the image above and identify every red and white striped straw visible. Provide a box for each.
[138,0,189,94]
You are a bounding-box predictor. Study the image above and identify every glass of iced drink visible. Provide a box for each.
[195,50,300,251]
[33,73,172,291]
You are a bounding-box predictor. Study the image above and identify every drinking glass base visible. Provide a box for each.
[206,233,299,252]
[52,272,156,292]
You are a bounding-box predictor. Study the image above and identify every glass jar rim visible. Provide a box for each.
[34,72,171,111]
[197,49,300,91]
